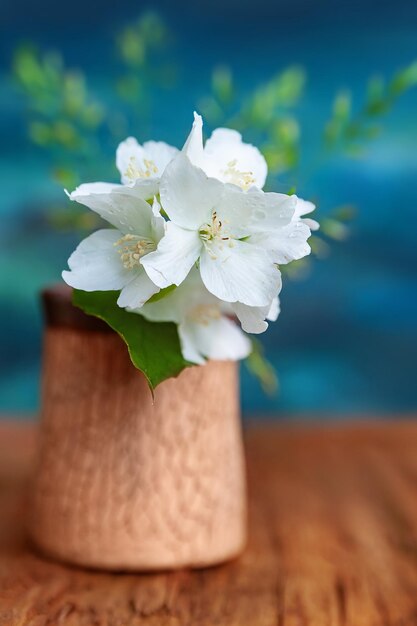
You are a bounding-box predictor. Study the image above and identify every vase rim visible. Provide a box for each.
[42,284,113,333]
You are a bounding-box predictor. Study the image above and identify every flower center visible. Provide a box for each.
[114,234,156,269]
[199,211,234,259]
[124,157,158,182]
[222,159,255,190]
[188,304,221,325]
[199,211,229,242]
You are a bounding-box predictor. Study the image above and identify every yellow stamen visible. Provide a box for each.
[222,159,255,190]
[114,234,156,269]
[199,210,235,259]
[124,157,158,181]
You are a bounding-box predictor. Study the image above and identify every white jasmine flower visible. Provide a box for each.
[183,112,267,190]
[137,270,251,364]
[116,137,179,197]
[141,153,300,307]
[62,185,164,309]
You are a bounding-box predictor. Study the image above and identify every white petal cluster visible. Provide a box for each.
[63,113,317,364]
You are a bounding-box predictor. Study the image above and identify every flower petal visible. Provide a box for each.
[215,186,294,239]
[150,197,166,242]
[139,267,205,323]
[178,322,206,365]
[232,303,266,334]
[204,128,268,189]
[160,153,223,229]
[246,191,296,232]
[66,181,122,196]
[215,185,266,238]
[303,217,320,231]
[182,112,205,167]
[141,222,202,288]
[62,229,130,291]
[69,183,156,237]
[251,220,311,264]
[294,197,315,218]
[129,178,160,202]
[117,268,159,309]
[143,140,179,173]
[179,317,252,364]
[200,239,282,307]
[267,296,281,322]
[294,197,319,231]
[232,297,280,334]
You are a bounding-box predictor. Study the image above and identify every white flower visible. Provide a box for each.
[182,114,317,264]
[136,269,252,364]
[141,152,303,308]
[62,184,164,309]
[183,112,267,190]
[116,136,178,196]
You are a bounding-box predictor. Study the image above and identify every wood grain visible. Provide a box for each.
[1,420,417,625]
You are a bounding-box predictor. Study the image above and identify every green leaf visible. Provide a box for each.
[73,289,191,390]
[146,284,177,303]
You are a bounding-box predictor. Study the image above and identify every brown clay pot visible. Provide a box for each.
[30,286,247,570]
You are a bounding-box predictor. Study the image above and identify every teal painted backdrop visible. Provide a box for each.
[1,0,416,416]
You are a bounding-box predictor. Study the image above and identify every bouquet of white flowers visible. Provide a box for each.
[63,113,318,389]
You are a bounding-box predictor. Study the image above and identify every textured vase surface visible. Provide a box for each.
[30,287,247,570]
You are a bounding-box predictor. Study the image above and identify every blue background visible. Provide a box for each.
[1,0,416,417]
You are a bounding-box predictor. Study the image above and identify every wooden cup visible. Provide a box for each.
[29,286,247,570]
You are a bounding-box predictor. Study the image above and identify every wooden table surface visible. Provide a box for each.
[1,420,417,625]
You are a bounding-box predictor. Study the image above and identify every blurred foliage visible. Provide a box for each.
[13,45,106,190]
[116,11,177,101]
[10,12,417,393]
[12,11,177,198]
[12,13,416,237]
[244,338,279,395]
[324,61,417,155]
